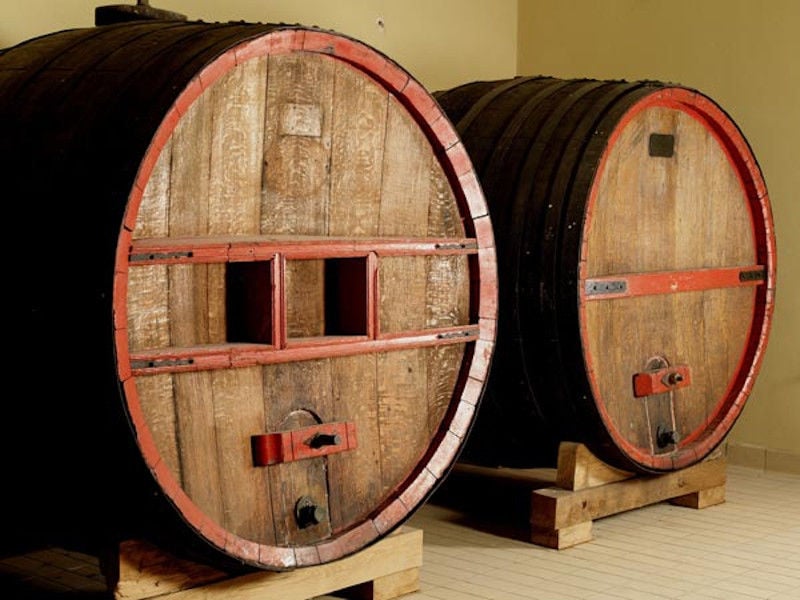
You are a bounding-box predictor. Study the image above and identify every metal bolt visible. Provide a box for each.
[662,372,684,386]
[295,496,326,529]
[656,427,677,448]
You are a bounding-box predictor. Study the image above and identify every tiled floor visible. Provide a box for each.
[1,465,798,599]
[402,464,800,600]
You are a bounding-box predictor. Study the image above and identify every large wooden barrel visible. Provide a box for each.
[435,77,774,474]
[4,21,496,570]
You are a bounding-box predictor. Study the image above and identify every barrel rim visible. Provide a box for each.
[111,25,497,569]
[578,86,776,472]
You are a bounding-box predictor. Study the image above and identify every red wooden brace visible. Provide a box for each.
[252,421,357,466]
[633,365,692,398]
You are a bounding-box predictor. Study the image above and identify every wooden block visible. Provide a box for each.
[113,540,229,598]
[372,567,421,600]
[112,527,423,600]
[669,484,726,509]
[530,456,727,548]
[532,456,726,532]
[451,445,728,551]
[530,521,593,549]
[337,567,421,600]
[555,442,634,491]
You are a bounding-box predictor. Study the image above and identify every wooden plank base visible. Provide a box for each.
[0,528,422,599]
[530,443,727,549]
[436,442,727,550]
[110,527,422,599]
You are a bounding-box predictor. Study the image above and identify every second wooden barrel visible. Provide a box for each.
[435,77,775,473]
[4,21,496,570]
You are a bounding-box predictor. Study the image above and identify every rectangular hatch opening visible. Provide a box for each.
[226,261,273,344]
[286,257,369,340]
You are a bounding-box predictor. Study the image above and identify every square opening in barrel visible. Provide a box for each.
[286,257,368,340]
[325,257,369,335]
[226,261,273,344]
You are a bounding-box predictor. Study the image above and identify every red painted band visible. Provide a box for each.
[584,265,765,301]
[128,236,479,264]
[129,325,478,376]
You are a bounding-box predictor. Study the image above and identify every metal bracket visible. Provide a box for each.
[585,279,627,296]
[739,268,766,282]
[633,364,692,398]
[252,421,357,466]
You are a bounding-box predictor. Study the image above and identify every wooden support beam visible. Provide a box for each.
[111,527,422,599]
[530,444,727,549]
[555,441,634,490]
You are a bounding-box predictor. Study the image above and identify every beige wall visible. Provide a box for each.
[518,0,800,458]
[0,0,517,91]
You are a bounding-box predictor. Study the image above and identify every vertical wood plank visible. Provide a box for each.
[261,54,334,343]
[172,370,223,523]
[163,85,224,527]
[285,260,325,339]
[168,91,211,237]
[260,53,334,235]
[378,96,430,237]
[167,264,210,346]
[425,255,470,329]
[133,138,171,239]
[262,360,333,545]
[126,265,170,352]
[424,254,469,436]
[425,345,465,436]
[326,354,382,530]
[128,138,180,486]
[377,349,428,494]
[208,57,266,236]
[168,87,213,344]
[135,374,181,482]
[378,257,427,334]
[328,61,388,237]
[426,152,465,238]
[212,366,273,544]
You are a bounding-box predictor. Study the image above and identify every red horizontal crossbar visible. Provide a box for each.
[128,325,479,376]
[128,235,478,264]
[584,265,765,301]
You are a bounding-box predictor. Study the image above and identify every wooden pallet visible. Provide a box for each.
[448,442,726,550]
[0,527,423,600]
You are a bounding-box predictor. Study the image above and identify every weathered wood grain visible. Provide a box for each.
[211,366,273,544]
